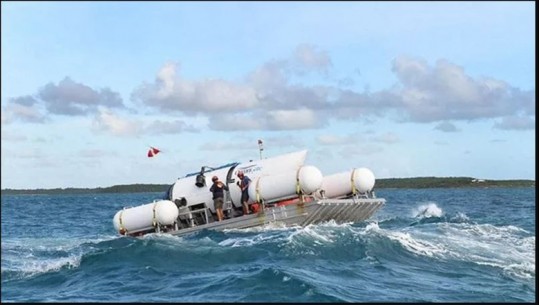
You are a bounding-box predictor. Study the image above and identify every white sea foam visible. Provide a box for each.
[219,232,283,247]
[449,211,469,222]
[363,215,535,279]
[364,221,380,232]
[440,223,535,279]
[224,222,297,233]
[385,231,448,257]
[412,202,443,218]
[12,255,82,276]
[220,221,354,248]
[382,221,536,280]
[290,225,335,244]
[1,235,117,278]
[2,236,116,252]
[144,232,184,241]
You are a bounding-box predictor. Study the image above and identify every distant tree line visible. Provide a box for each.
[1,184,171,195]
[0,177,534,195]
[375,177,535,189]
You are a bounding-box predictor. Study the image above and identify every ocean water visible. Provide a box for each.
[1,187,535,302]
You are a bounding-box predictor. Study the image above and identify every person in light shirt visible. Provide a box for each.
[236,171,252,215]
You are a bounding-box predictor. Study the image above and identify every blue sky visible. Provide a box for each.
[1,1,535,189]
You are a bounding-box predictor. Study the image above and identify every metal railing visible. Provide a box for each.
[178,207,210,227]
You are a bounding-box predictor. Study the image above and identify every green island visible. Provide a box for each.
[0,177,534,195]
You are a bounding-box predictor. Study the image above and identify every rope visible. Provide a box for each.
[152,202,158,227]
[255,177,261,203]
[350,168,357,195]
[296,167,301,194]
[119,210,126,234]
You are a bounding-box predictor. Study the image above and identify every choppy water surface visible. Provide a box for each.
[1,188,535,302]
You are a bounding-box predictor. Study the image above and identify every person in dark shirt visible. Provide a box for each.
[236,171,252,215]
[209,175,228,221]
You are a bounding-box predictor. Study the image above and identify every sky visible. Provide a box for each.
[1,1,535,189]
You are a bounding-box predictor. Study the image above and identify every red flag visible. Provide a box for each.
[147,147,160,158]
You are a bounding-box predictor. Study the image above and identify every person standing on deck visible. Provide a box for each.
[236,171,252,215]
[209,176,228,221]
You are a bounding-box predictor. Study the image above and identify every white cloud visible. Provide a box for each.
[78,149,116,158]
[370,132,399,144]
[3,103,47,123]
[208,112,264,131]
[8,46,534,134]
[91,109,201,137]
[208,108,323,131]
[248,60,289,93]
[92,109,143,137]
[338,145,384,158]
[132,62,259,114]
[129,50,534,134]
[145,119,199,134]
[316,133,360,145]
[293,43,332,74]
[0,110,8,125]
[493,115,535,130]
[1,131,28,142]
[39,77,124,115]
[434,121,459,132]
[132,47,334,130]
[384,56,535,122]
[131,47,535,133]
[266,108,321,130]
[4,78,125,124]
[199,141,254,151]
[10,95,39,106]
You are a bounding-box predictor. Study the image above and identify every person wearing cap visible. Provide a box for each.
[209,175,228,221]
[236,171,252,215]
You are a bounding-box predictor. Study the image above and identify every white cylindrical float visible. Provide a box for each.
[248,165,323,204]
[113,200,179,234]
[354,167,376,193]
[316,167,376,199]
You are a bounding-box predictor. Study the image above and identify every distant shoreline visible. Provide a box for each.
[1,177,535,195]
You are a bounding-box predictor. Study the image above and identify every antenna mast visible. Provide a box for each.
[258,139,264,160]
